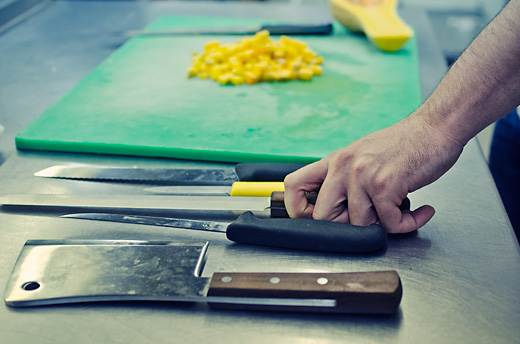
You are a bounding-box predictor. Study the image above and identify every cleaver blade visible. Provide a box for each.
[4,240,402,314]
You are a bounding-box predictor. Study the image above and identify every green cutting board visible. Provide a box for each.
[16,16,421,163]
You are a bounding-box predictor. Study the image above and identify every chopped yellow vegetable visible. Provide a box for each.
[217,73,232,85]
[310,65,322,76]
[298,68,313,81]
[187,30,324,85]
[204,41,220,52]
[186,66,197,78]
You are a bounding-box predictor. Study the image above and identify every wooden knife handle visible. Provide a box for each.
[207,270,402,314]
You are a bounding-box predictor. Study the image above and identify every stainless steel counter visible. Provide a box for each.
[0,1,519,343]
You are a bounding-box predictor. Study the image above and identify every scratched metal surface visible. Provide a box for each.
[0,1,519,343]
[4,241,210,306]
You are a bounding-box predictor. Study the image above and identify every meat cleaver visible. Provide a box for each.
[4,240,402,314]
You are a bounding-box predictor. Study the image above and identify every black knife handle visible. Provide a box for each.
[226,211,387,253]
[235,163,307,182]
[260,24,333,35]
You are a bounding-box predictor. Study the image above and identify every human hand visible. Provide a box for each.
[284,115,464,233]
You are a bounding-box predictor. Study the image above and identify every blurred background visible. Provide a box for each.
[0,0,511,160]
[0,0,510,65]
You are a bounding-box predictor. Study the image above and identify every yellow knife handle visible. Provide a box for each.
[230,182,285,197]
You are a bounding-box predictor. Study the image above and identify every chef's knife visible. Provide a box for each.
[4,240,402,314]
[60,211,387,253]
[0,191,298,218]
[34,163,307,186]
[0,192,410,219]
[125,23,333,37]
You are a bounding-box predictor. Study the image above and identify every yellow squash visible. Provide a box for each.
[329,0,413,52]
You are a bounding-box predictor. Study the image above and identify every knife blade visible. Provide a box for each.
[34,163,307,186]
[0,192,410,219]
[4,240,402,314]
[144,181,285,197]
[125,23,333,37]
[0,191,295,218]
[60,211,388,253]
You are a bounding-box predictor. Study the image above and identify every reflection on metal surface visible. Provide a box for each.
[61,213,230,233]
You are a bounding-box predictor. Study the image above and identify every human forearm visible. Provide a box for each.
[284,1,520,233]
[417,0,520,145]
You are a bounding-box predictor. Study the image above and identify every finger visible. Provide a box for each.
[311,176,349,222]
[346,187,378,227]
[284,159,328,218]
[376,199,435,233]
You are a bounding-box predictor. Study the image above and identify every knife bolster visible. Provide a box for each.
[207,270,402,314]
[270,191,318,218]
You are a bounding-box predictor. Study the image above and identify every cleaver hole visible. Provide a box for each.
[21,281,40,291]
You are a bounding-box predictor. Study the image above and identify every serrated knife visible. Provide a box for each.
[34,163,307,186]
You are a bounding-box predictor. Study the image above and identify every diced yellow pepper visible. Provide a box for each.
[237,49,255,62]
[217,73,232,85]
[311,56,324,65]
[310,65,322,76]
[187,30,323,85]
[244,71,259,85]
[204,41,220,52]
[277,69,295,81]
[186,67,197,78]
[273,48,285,59]
[298,68,313,81]
[228,55,242,67]
[230,74,245,85]
[254,30,270,40]
[302,49,316,64]
[281,36,307,51]
[263,71,277,82]
[198,72,209,79]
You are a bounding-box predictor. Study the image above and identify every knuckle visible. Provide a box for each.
[312,212,325,221]
[350,159,369,178]
[283,173,297,188]
[371,174,390,192]
[329,148,354,168]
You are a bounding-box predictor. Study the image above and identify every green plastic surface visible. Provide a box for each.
[15,16,422,163]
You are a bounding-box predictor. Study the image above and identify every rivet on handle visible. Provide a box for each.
[269,277,281,284]
[317,277,328,285]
